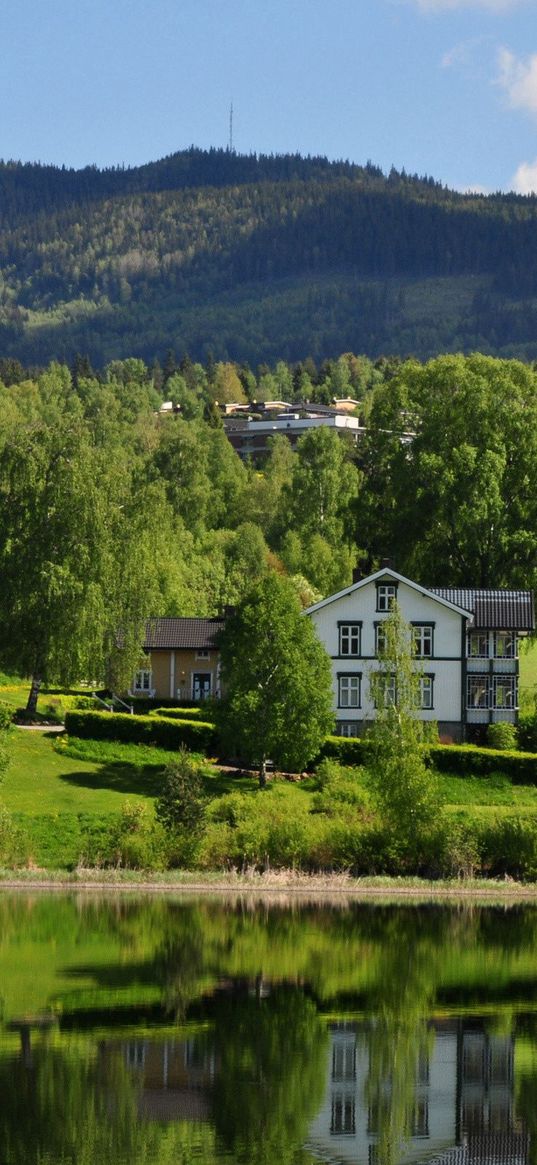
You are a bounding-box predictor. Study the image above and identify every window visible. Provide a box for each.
[468,631,489,658]
[338,622,361,657]
[332,1038,357,1081]
[331,1094,356,1135]
[493,676,517,709]
[494,631,516,659]
[375,623,387,655]
[412,624,434,658]
[133,668,152,694]
[419,675,434,710]
[196,649,210,661]
[376,583,397,612]
[338,674,361,708]
[373,672,396,707]
[467,675,489,709]
[337,722,359,737]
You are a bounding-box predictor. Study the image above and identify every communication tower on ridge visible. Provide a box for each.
[229,102,234,153]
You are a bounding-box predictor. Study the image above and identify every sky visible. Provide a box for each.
[1,0,537,193]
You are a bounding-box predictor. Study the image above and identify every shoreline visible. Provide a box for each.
[1,869,537,902]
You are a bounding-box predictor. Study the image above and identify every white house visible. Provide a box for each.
[305,568,534,742]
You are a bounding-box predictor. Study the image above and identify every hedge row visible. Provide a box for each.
[428,743,537,784]
[150,707,205,720]
[319,735,537,784]
[64,710,218,753]
[318,735,370,765]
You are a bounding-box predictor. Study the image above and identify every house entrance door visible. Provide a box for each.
[192,673,211,701]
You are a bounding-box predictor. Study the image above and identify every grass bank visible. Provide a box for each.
[0,868,535,905]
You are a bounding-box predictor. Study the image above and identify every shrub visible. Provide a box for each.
[518,714,537,753]
[156,751,207,834]
[312,759,369,815]
[317,735,370,765]
[64,709,218,753]
[108,801,167,869]
[486,722,518,751]
[150,707,204,720]
[478,815,537,880]
[429,743,537,784]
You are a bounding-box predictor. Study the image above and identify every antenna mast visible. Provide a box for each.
[229,102,234,153]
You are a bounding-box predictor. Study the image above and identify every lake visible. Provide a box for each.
[0,892,536,1164]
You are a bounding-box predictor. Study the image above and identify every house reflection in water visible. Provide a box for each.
[306,1021,529,1165]
[104,1021,529,1164]
[102,1035,217,1123]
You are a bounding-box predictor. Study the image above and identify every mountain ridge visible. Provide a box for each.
[1,147,537,367]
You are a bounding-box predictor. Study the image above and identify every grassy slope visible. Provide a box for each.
[2,665,537,869]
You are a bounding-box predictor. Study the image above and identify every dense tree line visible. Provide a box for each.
[0,349,536,693]
[2,149,537,365]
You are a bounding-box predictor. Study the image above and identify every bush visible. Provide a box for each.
[429,743,537,784]
[156,752,207,834]
[150,707,205,720]
[478,815,537,880]
[312,759,369,815]
[486,722,518,751]
[64,709,218,753]
[108,801,167,869]
[518,714,537,753]
[317,735,370,765]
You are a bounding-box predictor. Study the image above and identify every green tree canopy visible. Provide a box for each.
[216,573,334,784]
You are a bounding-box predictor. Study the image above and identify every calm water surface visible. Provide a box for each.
[0,893,536,1164]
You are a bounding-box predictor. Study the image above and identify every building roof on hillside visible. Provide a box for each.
[430,588,535,631]
[144,618,225,650]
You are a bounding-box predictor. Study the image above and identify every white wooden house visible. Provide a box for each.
[305,568,534,742]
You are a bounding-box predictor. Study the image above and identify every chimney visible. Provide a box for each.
[380,557,394,571]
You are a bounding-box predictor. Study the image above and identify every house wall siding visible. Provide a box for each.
[308,578,465,731]
[147,650,219,701]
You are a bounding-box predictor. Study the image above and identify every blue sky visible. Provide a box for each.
[1,0,536,192]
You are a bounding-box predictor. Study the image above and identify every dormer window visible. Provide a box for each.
[376,583,397,612]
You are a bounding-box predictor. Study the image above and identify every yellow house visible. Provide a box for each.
[130,618,224,702]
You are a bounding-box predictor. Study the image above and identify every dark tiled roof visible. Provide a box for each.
[430,588,535,631]
[144,618,225,650]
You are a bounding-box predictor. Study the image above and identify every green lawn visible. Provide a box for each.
[3,729,154,815]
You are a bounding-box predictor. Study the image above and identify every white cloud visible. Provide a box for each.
[497,48,537,116]
[510,158,537,192]
[458,183,491,193]
[441,36,492,69]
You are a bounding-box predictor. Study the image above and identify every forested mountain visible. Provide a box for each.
[2,147,537,366]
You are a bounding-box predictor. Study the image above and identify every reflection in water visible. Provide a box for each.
[0,896,536,1164]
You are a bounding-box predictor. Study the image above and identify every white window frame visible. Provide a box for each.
[132,668,155,696]
[468,631,489,659]
[419,675,434,710]
[337,674,361,709]
[373,672,397,708]
[337,722,359,737]
[493,631,516,659]
[375,623,387,656]
[376,584,397,612]
[467,674,489,709]
[493,676,517,710]
[338,622,361,657]
[412,624,434,659]
[196,649,210,661]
